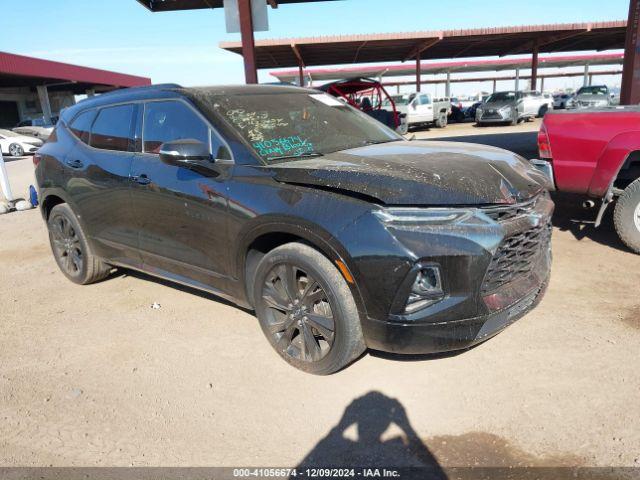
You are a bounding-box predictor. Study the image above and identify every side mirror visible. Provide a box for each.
[159,139,212,167]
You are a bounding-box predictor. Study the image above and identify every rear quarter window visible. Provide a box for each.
[90,104,135,152]
[69,109,97,144]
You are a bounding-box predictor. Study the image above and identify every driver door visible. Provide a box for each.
[129,99,232,291]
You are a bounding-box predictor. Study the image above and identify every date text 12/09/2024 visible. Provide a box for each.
[233,468,402,478]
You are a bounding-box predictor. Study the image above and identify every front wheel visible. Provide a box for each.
[8,143,24,157]
[253,243,366,375]
[614,178,640,254]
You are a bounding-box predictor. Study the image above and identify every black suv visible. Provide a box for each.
[36,84,553,374]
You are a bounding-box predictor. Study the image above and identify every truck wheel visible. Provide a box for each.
[538,105,549,117]
[435,112,447,128]
[614,178,640,254]
[47,203,112,284]
[253,242,366,375]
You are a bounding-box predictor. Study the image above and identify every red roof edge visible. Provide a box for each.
[0,51,151,88]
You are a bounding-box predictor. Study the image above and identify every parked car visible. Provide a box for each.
[535,107,640,253]
[553,93,572,109]
[403,92,450,128]
[36,84,553,374]
[567,85,612,109]
[13,118,55,141]
[0,128,43,157]
[476,90,551,126]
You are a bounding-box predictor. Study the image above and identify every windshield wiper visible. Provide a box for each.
[267,152,324,162]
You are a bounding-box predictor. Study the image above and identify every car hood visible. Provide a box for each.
[576,94,609,102]
[484,101,514,110]
[269,140,546,206]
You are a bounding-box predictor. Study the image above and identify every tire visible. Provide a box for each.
[253,242,366,375]
[9,143,24,157]
[538,105,549,117]
[47,203,111,284]
[510,116,518,126]
[435,112,447,128]
[613,178,640,254]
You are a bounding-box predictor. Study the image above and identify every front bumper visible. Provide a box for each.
[358,195,554,355]
[529,159,556,191]
[363,255,550,354]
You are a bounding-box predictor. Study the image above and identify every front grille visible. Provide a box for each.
[481,111,503,120]
[481,220,552,295]
[482,197,538,222]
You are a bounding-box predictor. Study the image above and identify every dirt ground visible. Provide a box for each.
[1,123,640,470]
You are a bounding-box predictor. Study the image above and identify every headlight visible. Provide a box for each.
[373,207,473,225]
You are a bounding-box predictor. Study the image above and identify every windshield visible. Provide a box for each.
[487,92,517,103]
[204,92,402,162]
[0,129,19,137]
[577,86,609,96]
[384,95,410,106]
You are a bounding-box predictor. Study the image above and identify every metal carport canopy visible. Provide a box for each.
[136,0,338,11]
[0,51,151,93]
[219,20,627,69]
[270,52,625,82]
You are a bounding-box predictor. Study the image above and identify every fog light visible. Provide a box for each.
[405,266,444,314]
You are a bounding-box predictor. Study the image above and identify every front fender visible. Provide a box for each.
[234,215,369,316]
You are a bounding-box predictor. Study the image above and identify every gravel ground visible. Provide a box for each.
[1,126,639,469]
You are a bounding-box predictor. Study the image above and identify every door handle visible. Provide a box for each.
[132,174,151,185]
[65,159,83,169]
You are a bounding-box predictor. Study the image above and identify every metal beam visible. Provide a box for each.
[583,64,590,86]
[403,36,442,62]
[621,0,640,104]
[515,68,520,91]
[291,44,305,86]
[416,50,421,92]
[502,28,591,56]
[531,41,539,90]
[382,69,623,87]
[238,0,258,84]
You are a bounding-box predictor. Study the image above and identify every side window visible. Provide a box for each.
[90,104,135,152]
[69,109,97,144]
[142,100,209,154]
[419,95,431,105]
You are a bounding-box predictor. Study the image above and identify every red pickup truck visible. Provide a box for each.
[535,107,640,254]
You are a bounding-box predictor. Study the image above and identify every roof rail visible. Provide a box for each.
[99,83,183,97]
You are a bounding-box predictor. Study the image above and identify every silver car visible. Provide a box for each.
[567,85,612,109]
[476,91,552,126]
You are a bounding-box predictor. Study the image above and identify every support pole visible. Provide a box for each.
[583,64,590,87]
[493,79,497,93]
[445,71,451,97]
[541,77,545,92]
[531,41,539,91]
[515,68,520,91]
[621,0,640,105]
[416,51,421,92]
[36,85,52,124]
[0,150,14,202]
[238,0,258,84]
[298,63,304,87]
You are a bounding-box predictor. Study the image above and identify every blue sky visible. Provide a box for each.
[2,0,630,95]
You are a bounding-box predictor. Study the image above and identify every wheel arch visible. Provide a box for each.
[237,220,367,315]
[587,131,640,197]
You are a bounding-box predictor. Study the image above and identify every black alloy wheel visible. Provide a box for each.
[260,263,335,363]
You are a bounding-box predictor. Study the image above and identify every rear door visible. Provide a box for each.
[66,103,141,266]
[129,99,232,291]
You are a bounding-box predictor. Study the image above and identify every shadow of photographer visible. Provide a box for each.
[295,391,446,479]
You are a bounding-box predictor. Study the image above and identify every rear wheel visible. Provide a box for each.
[8,143,24,157]
[614,178,640,254]
[435,112,448,128]
[253,242,365,375]
[538,105,549,117]
[47,203,111,284]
